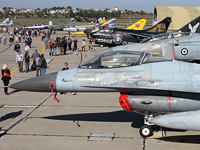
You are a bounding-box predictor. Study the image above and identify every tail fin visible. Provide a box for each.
[3,18,10,23]
[178,16,200,33]
[146,17,171,33]
[9,20,13,26]
[49,21,53,26]
[126,19,147,30]
[101,18,117,28]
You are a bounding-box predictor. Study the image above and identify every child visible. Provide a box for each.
[82,39,86,52]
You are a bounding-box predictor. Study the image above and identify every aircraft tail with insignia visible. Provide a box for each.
[178,16,200,33]
[73,18,117,35]
[145,17,171,33]
[126,19,147,30]
[2,18,10,23]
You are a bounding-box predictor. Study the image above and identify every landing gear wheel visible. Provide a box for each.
[139,125,153,138]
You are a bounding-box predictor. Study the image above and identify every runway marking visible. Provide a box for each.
[88,133,114,142]
[3,105,37,108]
[0,38,45,79]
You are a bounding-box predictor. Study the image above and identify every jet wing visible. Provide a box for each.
[129,33,151,39]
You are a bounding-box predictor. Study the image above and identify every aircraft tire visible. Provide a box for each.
[139,125,153,138]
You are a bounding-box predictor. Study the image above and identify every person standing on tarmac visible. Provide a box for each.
[1,64,11,95]
[39,54,47,76]
[73,38,78,52]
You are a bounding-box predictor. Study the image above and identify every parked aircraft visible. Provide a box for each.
[88,17,171,47]
[24,22,50,30]
[95,32,200,63]
[10,42,200,137]
[64,19,146,33]
[71,18,117,35]
[48,21,70,31]
[90,16,200,47]
[63,22,97,32]
[0,18,13,27]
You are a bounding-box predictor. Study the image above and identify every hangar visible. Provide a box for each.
[154,6,200,31]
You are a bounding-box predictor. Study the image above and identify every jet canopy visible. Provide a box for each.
[79,50,171,69]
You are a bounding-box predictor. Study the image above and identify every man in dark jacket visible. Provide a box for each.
[39,54,47,76]
[14,42,20,54]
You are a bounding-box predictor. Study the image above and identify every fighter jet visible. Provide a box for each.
[94,31,200,63]
[0,18,13,27]
[10,46,200,137]
[70,18,117,36]
[89,16,200,47]
[81,18,147,33]
[88,17,171,47]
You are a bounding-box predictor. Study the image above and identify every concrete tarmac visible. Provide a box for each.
[0,30,200,150]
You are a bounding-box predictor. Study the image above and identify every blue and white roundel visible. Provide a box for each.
[181,48,188,55]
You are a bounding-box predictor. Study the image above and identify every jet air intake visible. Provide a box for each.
[119,94,200,112]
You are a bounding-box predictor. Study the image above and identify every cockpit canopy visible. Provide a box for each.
[79,51,171,69]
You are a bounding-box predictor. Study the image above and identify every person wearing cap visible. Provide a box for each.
[1,64,11,95]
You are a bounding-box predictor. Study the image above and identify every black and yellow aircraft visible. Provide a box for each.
[88,17,171,47]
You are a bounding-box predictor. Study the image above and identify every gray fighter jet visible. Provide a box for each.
[96,32,200,62]
[10,49,200,137]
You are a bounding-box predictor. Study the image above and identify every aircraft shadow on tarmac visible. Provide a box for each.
[9,89,21,95]
[42,110,190,136]
[156,135,200,144]
[43,110,142,123]
[0,110,23,122]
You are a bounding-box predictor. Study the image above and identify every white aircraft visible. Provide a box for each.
[24,22,51,30]
[0,18,13,27]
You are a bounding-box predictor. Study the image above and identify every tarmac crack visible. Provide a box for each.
[0,94,53,137]
[143,138,146,150]
[6,133,136,140]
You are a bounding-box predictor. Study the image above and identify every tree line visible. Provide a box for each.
[0,6,152,19]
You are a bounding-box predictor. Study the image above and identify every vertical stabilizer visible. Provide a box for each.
[178,16,200,33]
[3,18,10,23]
[146,17,171,33]
[126,19,147,30]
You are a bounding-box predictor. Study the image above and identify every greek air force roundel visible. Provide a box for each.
[181,48,188,55]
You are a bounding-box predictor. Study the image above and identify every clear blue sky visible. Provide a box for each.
[1,0,199,13]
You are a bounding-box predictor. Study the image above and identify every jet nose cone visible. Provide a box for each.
[10,72,57,92]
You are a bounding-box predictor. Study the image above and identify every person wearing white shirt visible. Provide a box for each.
[24,43,30,54]
[16,50,24,72]
[81,39,86,52]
